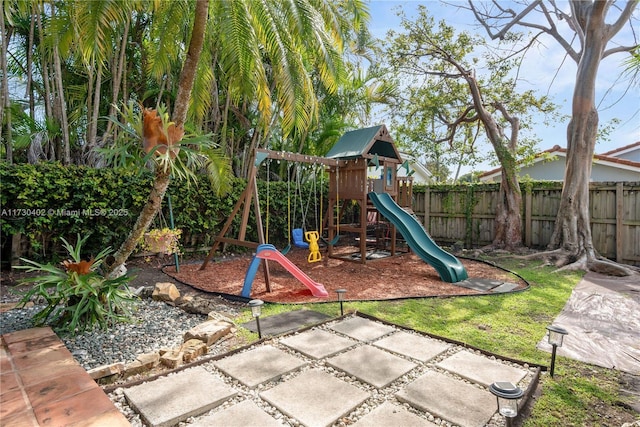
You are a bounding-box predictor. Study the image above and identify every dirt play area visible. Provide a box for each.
[164,246,527,303]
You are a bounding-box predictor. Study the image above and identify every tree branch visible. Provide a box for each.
[604,0,639,46]
[492,102,519,151]
[604,43,640,58]
[467,0,543,40]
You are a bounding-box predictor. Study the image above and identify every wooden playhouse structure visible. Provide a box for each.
[324,124,414,263]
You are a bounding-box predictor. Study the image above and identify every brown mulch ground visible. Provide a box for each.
[164,246,527,303]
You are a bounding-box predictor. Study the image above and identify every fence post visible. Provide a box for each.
[465,186,473,248]
[423,188,430,231]
[616,182,623,263]
[525,187,532,247]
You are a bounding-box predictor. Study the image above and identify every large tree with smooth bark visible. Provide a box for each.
[466,0,639,273]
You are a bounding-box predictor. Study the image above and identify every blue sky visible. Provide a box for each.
[366,0,640,173]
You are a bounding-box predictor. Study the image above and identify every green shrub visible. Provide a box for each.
[1,163,323,260]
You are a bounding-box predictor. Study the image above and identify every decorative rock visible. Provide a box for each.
[207,311,235,324]
[124,360,147,376]
[175,295,194,307]
[178,296,222,315]
[180,339,208,362]
[87,362,125,380]
[152,282,180,303]
[160,349,183,368]
[133,286,154,298]
[184,320,232,346]
[136,352,160,369]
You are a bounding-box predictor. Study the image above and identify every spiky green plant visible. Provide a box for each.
[16,234,137,334]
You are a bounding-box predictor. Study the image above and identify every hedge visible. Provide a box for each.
[1,163,320,263]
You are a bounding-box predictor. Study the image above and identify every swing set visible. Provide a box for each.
[199,148,343,296]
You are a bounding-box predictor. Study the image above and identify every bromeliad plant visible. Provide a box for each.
[16,234,138,334]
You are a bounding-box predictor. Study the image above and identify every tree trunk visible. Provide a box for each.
[51,1,71,164]
[172,0,209,128]
[463,71,523,249]
[493,163,523,249]
[547,1,606,267]
[105,0,210,274]
[105,16,130,137]
[107,168,171,270]
[0,8,12,163]
[27,4,36,119]
[87,62,102,148]
[36,10,54,161]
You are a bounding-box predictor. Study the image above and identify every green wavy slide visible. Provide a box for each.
[368,192,468,283]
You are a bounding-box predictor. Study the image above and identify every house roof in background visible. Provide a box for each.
[599,141,640,157]
[478,144,640,180]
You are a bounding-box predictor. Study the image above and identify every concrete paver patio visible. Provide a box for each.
[122,314,539,427]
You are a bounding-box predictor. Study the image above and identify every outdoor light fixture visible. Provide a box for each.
[489,381,523,427]
[546,324,568,378]
[248,299,264,339]
[336,289,347,316]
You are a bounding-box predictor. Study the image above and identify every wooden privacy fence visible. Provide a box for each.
[411,182,640,266]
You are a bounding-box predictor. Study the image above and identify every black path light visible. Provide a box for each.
[489,381,524,427]
[546,324,569,378]
[248,299,264,339]
[336,289,347,316]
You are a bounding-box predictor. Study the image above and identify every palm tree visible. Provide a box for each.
[200,0,369,176]
[105,0,212,273]
[107,0,369,272]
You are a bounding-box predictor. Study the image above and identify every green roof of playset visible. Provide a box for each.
[325,125,402,162]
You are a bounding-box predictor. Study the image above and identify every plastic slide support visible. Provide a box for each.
[241,244,329,298]
[368,192,468,283]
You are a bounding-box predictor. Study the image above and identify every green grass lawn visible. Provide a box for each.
[236,257,639,426]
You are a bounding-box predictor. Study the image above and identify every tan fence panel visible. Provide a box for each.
[412,182,639,266]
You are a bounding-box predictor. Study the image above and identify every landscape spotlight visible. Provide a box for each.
[336,289,347,316]
[489,381,523,427]
[546,324,568,378]
[248,299,264,339]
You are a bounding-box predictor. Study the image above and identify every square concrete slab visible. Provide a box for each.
[492,283,518,293]
[242,310,331,336]
[190,400,283,427]
[326,345,417,388]
[214,345,307,388]
[436,350,527,387]
[396,371,496,427]
[329,317,395,341]
[280,330,356,359]
[352,401,438,427]
[260,369,370,427]
[124,366,237,427]
[373,331,450,362]
[455,278,504,292]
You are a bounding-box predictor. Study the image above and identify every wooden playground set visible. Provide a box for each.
[193,125,469,300]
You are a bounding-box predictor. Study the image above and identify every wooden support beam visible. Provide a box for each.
[256,148,341,166]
